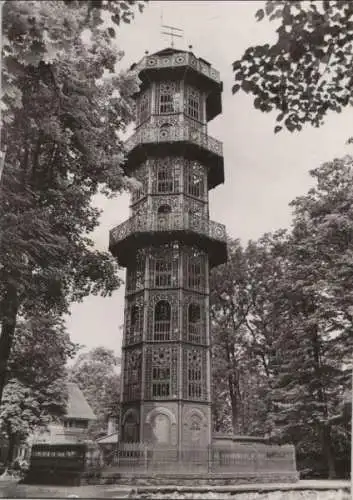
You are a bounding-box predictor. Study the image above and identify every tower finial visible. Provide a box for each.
[161,24,184,49]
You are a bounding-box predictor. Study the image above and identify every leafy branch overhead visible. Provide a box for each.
[0,0,147,405]
[232,1,353,132]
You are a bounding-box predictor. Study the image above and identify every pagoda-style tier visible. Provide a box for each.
[124,125,224,189]
[109,212,227,268]
[130,48,222,121]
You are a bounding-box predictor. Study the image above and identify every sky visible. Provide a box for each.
[65,0,353,359]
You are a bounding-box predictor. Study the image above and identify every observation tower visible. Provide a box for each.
[109,46,226,450]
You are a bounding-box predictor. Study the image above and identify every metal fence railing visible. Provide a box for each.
[103,443,296,475]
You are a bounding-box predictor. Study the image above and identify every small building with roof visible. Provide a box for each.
[31,383,96,445]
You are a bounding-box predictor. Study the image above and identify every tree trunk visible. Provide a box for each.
[0,284,19,404]
[321,424,337,479]
[5,433,17,467]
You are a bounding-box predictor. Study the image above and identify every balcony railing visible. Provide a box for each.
[110,212,226,248]
[125,125,223,158]
[132,52,221,84]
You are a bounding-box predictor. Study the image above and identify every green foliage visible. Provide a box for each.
[0,315,78,464]
[210,237,285,435]
[232,1,353,132]
[210,156,353,477]
[69,347,121,439]
[0,0,146,404]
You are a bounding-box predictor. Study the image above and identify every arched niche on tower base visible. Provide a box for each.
[144,406,177,446]
[183,407,209,448]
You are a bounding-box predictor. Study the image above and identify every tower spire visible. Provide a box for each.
[161,24,183,49]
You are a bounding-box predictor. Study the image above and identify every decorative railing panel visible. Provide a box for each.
[125,125,223,157]
[110,212,227,247]
[131,53,221,83]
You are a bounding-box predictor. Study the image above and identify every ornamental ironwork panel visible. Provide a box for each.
[124,293,144,345]
[184,85,202,122]
[184,197,207,219]
[182,246,208,292]
[150,157,182,194]
[126,250,146,294]
[110,212,226,246]
[136,88,151,127]
[184,161,208,200]
[145,345,178,399]
[181,292,207,344]
[131,53,221,83]
[183,347,208,401]
[148,244,179,289]
[130,162,148,205]
[125,124,223,157]
[123,348,142,401]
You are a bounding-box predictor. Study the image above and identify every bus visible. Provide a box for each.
[25,442,103,485]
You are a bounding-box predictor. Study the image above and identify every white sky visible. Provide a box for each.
[65,0,353,358]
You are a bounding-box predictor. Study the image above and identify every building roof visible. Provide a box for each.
[96,432,119,445]
[65,383,96,421]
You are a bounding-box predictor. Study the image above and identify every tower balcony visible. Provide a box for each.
[109,212,227,268]
[125,125,224,189]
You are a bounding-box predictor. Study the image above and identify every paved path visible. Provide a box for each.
[1,479,350,498]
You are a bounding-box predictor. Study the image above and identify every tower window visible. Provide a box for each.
[187,87,200,120]
[152,350,171,397]
[155,259,172,287]
[157,164,173,193]
[188,256,202,290]
[154,300,171,341]
[187,351,202,399]
[159,83,176,114]
[188,303,201,343]
[186,162,205,199]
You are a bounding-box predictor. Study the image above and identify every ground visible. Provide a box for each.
[0,480,350,499]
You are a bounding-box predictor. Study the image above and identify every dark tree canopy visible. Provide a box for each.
[0,0,147,404]
[232,1,353,132]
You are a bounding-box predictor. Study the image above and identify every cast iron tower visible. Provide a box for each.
[109,47,226,450]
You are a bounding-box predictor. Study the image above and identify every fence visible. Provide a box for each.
[104,442,296,475]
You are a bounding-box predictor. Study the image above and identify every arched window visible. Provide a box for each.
[154,300,171,341]
[188,303,201,343]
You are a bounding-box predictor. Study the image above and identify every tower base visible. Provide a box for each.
[101,434,299,485]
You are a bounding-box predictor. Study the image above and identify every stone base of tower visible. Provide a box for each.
[100,434,299,485]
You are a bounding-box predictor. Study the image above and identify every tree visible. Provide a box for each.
[0,314,78,465]
[232,1,353,132]
[69,347,121,439]
[210,236,288,435]
[267,156,353,478]
[0,0,147,404]
[210,158,352,477]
